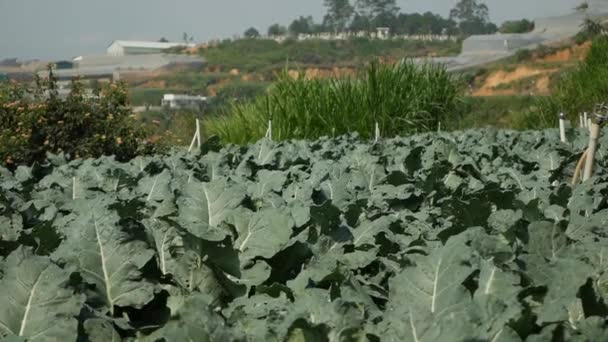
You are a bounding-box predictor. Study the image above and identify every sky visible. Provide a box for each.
[0,0,582,60]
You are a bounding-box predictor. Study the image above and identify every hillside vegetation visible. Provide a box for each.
[199,38,461,74]
[514,36,608,129]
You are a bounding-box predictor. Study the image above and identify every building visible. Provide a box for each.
[376,27,390,40]
[161,94,207,110]
[107,40,196,56]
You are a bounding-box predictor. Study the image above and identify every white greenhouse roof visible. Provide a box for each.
[163,94,207,101]
[109,40,195,49]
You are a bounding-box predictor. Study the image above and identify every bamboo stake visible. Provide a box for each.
[559,112,567,143]
[265,120,272,140]
[571,149,588,186]
[188,118,201,152]
[583,121,601,181]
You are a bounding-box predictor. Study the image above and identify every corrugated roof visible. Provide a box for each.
[109,40,195,49]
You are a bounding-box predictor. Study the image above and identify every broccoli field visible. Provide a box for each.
[2,128,608,341]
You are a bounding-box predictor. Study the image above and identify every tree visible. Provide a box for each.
[353,0,399,32]
[244,27,261,38]
[449,0,497,36]
[323,0,354,32]
[575,1,589,13]
[350,14,372,32]
[289,16,315,35]
[268,24,287,36]
[182,32,194,44]
[158,37,169,43]
[449,0,489,23]
[0,65,157,168]
[355,0,399,19]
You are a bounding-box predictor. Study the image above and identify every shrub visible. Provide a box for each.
[0,66,158,168]
[514,49,533,62]
[499,19,535,34]
[205,60,465,144]
[518,36,608,129]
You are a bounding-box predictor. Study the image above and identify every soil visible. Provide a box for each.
[287,67,358,80]
[471,42,591,97]
[472,66,556,96]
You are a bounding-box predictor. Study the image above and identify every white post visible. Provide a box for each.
[72,177,77,200]
[584,112,589,128]
[580,114,585,128]
[559,113,567,143]
[196,119,201,148]
[438,122,441,133]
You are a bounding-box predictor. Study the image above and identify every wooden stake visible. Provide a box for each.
[571,149,588,186]
[583,122,601,181]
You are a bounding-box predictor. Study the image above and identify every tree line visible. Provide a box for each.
[244,0,534,39]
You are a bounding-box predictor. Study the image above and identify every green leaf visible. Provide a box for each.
[0,247,83,341]
[527,221,567,261]
[225,260,272,293]
[350,216,396,248]
[470,259,522,340]
[137,169,172,203]
[232,208,294,261]
[143,219,222,296]
[0,213,22,242]
[83,318,121,342]
[176,179,245,241]
[576,317,608,341]
[386,234,474,337]
[248,170,287,199]
[487,209,523,234]
[143,294,231,342]
[528,258,593,324]
[52,198,155,314]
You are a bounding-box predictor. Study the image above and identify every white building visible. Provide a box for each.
[376,27,390,40]
[161,94,207,110]
[107,40,196,56]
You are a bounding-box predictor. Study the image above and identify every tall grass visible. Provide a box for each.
[205,60,465,144]
[516,36,608,129]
